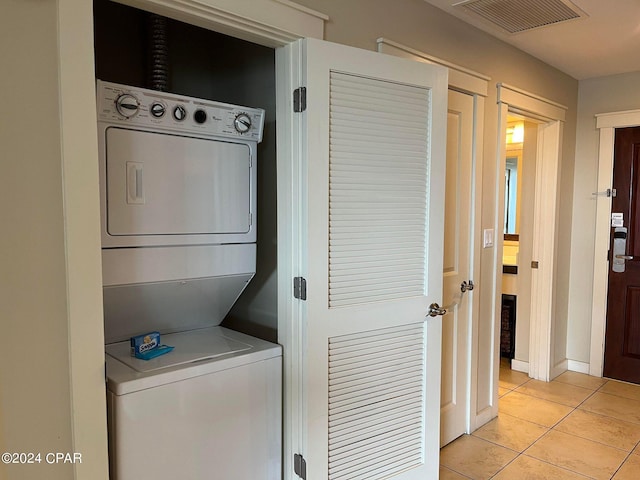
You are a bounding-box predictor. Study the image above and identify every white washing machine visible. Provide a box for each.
[97,81,281,479]
[106,326,282,480]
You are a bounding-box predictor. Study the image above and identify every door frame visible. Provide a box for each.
[496,84,567,382]
[589,109,640,377]
[376,38,489,433]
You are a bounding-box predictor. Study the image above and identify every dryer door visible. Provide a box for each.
[105,127,252,237]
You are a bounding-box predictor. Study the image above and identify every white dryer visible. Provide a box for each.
[97,81,280,480]
[106,326,282,480]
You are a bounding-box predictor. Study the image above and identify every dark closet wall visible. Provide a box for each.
[93,0,278,342]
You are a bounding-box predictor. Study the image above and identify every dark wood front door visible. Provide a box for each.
[604,126,640,384]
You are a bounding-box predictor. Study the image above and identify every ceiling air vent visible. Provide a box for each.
[453,0,587,34]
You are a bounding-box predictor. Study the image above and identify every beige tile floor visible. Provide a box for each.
[440,362,640,479]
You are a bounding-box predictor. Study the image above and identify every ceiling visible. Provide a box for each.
[424,0,640,80]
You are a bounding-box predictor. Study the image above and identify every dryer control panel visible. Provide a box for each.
[96,80,265,143]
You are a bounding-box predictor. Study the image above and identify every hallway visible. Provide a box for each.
[440,363,640,479]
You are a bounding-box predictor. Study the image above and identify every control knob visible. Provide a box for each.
[234,113,252,134]
[115,93,139,118]
[173,105,187,121]
[150,102,166,118]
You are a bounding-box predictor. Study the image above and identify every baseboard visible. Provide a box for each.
[567,360,590,374]
[551,358,569,380]
[510,359,529,373]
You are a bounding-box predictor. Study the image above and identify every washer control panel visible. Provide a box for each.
[97,80,265,143]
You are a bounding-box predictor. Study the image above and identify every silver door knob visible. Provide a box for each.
[427,303,447,317]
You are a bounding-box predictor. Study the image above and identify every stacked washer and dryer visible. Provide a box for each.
[97,80,281,479]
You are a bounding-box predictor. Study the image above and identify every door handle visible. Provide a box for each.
[612,227,628,273]
[427,303,447,317]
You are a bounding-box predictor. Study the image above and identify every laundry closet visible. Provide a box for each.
[94,1,280,478]
[94,0,279,340]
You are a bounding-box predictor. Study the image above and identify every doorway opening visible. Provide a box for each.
[496,84,567,386]
[500,115,539,374]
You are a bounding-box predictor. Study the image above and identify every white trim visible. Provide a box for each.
[469,95,486,434]
[498,83,567,122]
[510,359,529,373]
[528,121,563,382]
[276,41,304,480]
[59,2,110,477]
[590,109,640,377]
[567,360,590,374]
[497,85,566,384]
[494,101,509,416]
[596,109,640,129]
[551,358,568,380]
[113,0,326,46]
[376,38,489,97]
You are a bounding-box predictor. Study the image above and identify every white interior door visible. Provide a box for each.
[440,90,474,446]
[278,38,448,480]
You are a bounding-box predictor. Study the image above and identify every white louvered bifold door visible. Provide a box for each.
[279,38,448,480]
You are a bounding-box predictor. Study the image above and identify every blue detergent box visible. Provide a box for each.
[130,332,161,357]
[130,332,174,360]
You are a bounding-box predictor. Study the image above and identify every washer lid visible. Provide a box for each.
[106,327,251,373]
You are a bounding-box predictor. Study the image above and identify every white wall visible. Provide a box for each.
[567,71,640,365]
[0,2,109,479]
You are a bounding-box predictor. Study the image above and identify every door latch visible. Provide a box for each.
[460,280,475,293]
[591,188,617,198]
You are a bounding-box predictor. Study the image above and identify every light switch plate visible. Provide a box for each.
[483,229,494,248]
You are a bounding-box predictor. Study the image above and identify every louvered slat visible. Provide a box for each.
[328,72,430,308]
[328,324,425,480]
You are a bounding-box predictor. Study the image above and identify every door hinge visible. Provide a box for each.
[293,277,307,300]
[294,453,307,480]
[293,87,307,113]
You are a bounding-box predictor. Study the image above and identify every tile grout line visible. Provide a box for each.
[496,372,609,478]
[488,371,640,478]
[518,377,636,479]
[519,454,597,480]
[513,383,597,410]
[440,464,474,479]
[608,450,634,479]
